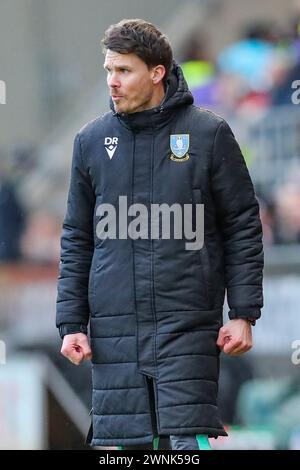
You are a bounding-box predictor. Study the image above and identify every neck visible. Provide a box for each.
[132,82,166,113]
[148,83,166,109]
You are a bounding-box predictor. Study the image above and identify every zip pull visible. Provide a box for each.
[153,436,159,450]
[196,434,212,450]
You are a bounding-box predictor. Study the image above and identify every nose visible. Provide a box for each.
[107,72,120,89]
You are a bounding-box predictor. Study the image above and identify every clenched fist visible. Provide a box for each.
[61,332,92,365]
[217,319,253,356]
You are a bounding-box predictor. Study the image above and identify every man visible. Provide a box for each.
[56,19,264,450]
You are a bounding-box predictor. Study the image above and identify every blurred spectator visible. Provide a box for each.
[257,193,280,245]
[217,22,277,92]
[218,355,254,425]
[271,62,300,105]
[179,32,215,87]
[270,14,300,106]
[179,32,218,108]
[10,144,38,185]
[0,173,26,262]
[274,179,300,243]
[21,210,61,263]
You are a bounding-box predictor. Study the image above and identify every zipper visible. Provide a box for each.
[149,132,157,375]
[131,132,140,371]
[149,133,159,442]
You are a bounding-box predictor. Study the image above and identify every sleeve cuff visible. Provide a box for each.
[58,323,88,339]
[228,308,261,322]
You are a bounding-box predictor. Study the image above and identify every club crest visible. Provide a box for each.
[170,134,190,161]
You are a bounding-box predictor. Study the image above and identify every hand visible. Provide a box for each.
[61,332,92,365]
[217,319,252,356]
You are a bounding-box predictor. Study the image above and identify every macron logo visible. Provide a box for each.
[104,137,118,159]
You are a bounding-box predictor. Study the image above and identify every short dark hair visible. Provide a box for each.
[101,19,173,82]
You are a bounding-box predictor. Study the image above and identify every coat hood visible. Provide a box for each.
[110,61,194,132]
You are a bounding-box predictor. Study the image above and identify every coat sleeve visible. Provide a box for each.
[56,133,95,330]
[211,119,264,321]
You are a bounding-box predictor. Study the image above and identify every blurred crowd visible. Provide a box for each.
[179,17,300,114]
[179,13,300,247]
[0,146,61,264]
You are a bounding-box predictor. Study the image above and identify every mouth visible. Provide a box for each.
[111,95,123,100]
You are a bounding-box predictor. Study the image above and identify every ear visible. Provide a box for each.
[152,65,166,85]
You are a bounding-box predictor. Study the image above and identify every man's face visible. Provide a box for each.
[103,50,158,114]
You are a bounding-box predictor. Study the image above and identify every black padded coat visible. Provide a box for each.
[56,63,264,447]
